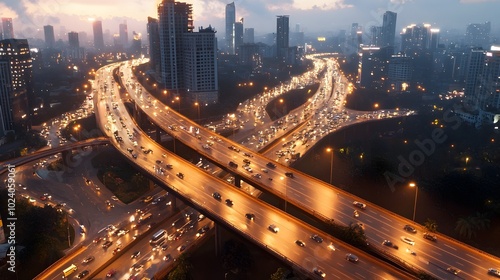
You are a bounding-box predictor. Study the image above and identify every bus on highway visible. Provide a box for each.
[150,229,167,246]
[62,264,77,278]
[138,213,152,225]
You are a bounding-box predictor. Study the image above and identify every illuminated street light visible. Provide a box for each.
[409,182,418,221]
[326,147,333,185]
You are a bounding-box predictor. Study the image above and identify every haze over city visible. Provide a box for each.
[1,0,500,39]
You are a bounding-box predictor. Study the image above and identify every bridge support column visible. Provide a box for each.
[61,150,72,168]
[234,175,242,188]
[170,196,177,210]
[214,223,222,256]
[155,124,162,142]
[133,103,142,124]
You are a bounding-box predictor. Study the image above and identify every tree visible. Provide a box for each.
[168,254,193,280]
[472,212,490,230]
[222,239,253,273]
[424,219,438,233]
[270,267,286,280]
[455,217,476,239]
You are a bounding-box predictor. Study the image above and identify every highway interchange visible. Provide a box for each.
[3,53,500,279]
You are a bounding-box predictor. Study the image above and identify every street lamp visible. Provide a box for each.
[409,182,418,221]
[194,102,200,120]
[326,147,333,185]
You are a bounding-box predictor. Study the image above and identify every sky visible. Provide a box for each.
[1,0,499,41]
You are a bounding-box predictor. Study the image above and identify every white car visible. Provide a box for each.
[268,224,279,233]
[401,236,415,246]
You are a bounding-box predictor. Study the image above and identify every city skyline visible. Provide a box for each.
[0,0,499,42]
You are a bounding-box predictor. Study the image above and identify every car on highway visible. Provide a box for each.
[488,268,500,277]
[313,267,326,278]
[177,244,187,252]
[310,234,323,243]
[131,251,141,259]
[268,224,279,233]
[447,267,460,275]
[423,232,437,241]
[285,172,294,178]
[229,161,238,168]
[106,269,116,278]
[404,225,417,233]
[345,253,359,262]
[243,158,251,165]
[82,256,94,264]
[112,248,121,255]
[212,192,221,200]
[93,237,103,244]
[253,173,262,179]
[163,254,172,262]
[352,201,366,209]
[102,240,113,249]
[245,213,255,220]
[176,172,184,179]
[401,236,415,246]
[382,240,399,249]
[266,162,276,168]
[132,263,144,272]
[225,199,233,206]
[295,240,305,247]
[77,270,89,279]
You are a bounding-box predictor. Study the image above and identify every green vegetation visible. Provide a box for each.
[91,149,151,203]
[167,254,194,280]
[0,189,73,280]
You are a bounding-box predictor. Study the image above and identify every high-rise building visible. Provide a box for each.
[68,32,80,49]
[370,26,382,46]
[225,2,235,54]
[244,28,254,44]
[233,19,243,54]
[465,22,491,49]
[183,26,218,103]
[130,32,141,56]
[158,0,193,90]
[0,39,33,131]
[358,46,392,90]
[1,18,14,39]
[93,20,105,50]
[381,11,397,47]
[44,25,55,48]
[147,17,161,74]
[276,15,289,61]
[388,54,412,92]
[400,24,438,52]
[458,47,500,127]
[157,0,217,103]
[119,22,129,48]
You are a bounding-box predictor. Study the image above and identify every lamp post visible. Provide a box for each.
[326,147,333,185]
[194,102,200,120]
[410,182,418,221]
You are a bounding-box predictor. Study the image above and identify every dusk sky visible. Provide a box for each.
[1,0,499,41]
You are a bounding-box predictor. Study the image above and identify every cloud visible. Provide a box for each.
[0,2,19,18]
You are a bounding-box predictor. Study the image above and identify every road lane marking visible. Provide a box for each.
[443,243,458,251]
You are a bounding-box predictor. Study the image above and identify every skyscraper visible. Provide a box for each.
[2,18,14,39]
[276,15,289,61]
[119,22,129,47]
[401,24,434,52]
[184,26,218,102]
[0,39,33,131]
[147,17,161,74]
[233,19,243,54]
[93,20,105,50]
[465,22,491,49]
[44,25,55,48]
[381,11,397,47]
[158,0,193,90]
[225,2,235,54]
[244,28,254,44]
[68,32,80,49]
